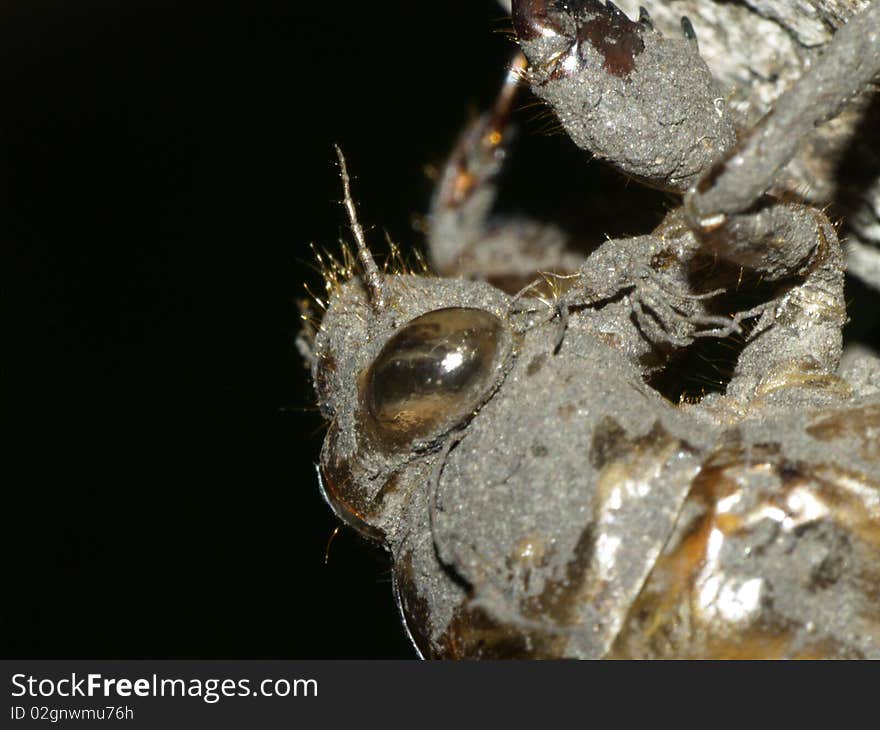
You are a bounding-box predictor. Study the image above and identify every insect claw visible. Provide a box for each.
[638,6,654,28]
[682,286,726,301]
[680,16,698,45]
[552,302,569,354]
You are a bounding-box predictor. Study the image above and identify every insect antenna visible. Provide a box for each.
[334,144,388,311]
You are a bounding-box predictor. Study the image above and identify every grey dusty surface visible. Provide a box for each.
[303,0,880,658]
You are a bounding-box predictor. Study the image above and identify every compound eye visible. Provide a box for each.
[363,308,506,444]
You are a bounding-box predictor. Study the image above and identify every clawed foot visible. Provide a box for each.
[509,266,767,351]
[627,267,740,346]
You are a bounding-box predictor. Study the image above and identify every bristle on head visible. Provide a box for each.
[382,231,432,278]
[307,241,355,300]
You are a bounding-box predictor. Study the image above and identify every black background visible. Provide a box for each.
[7,1,880,659]
[6,0,525,660]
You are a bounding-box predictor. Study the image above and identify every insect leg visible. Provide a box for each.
[427,53,584,289]
[679,0,880,282]
[679,3,880,400]
[725,211,849,403]
[427,53,524,276]
[685,0,880,228]
[570,230,725,317]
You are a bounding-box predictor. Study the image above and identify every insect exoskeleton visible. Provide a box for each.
[312,274,515,544]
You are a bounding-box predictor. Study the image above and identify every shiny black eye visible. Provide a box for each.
[363,308,507,444]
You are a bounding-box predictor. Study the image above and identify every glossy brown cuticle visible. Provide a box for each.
[363,308,505,444]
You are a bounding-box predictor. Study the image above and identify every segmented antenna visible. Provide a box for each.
[334,145,387,311]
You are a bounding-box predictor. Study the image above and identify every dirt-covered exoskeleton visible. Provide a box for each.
[300,0,880,658]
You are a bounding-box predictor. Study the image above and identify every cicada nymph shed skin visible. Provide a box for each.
[300,0,880,658]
